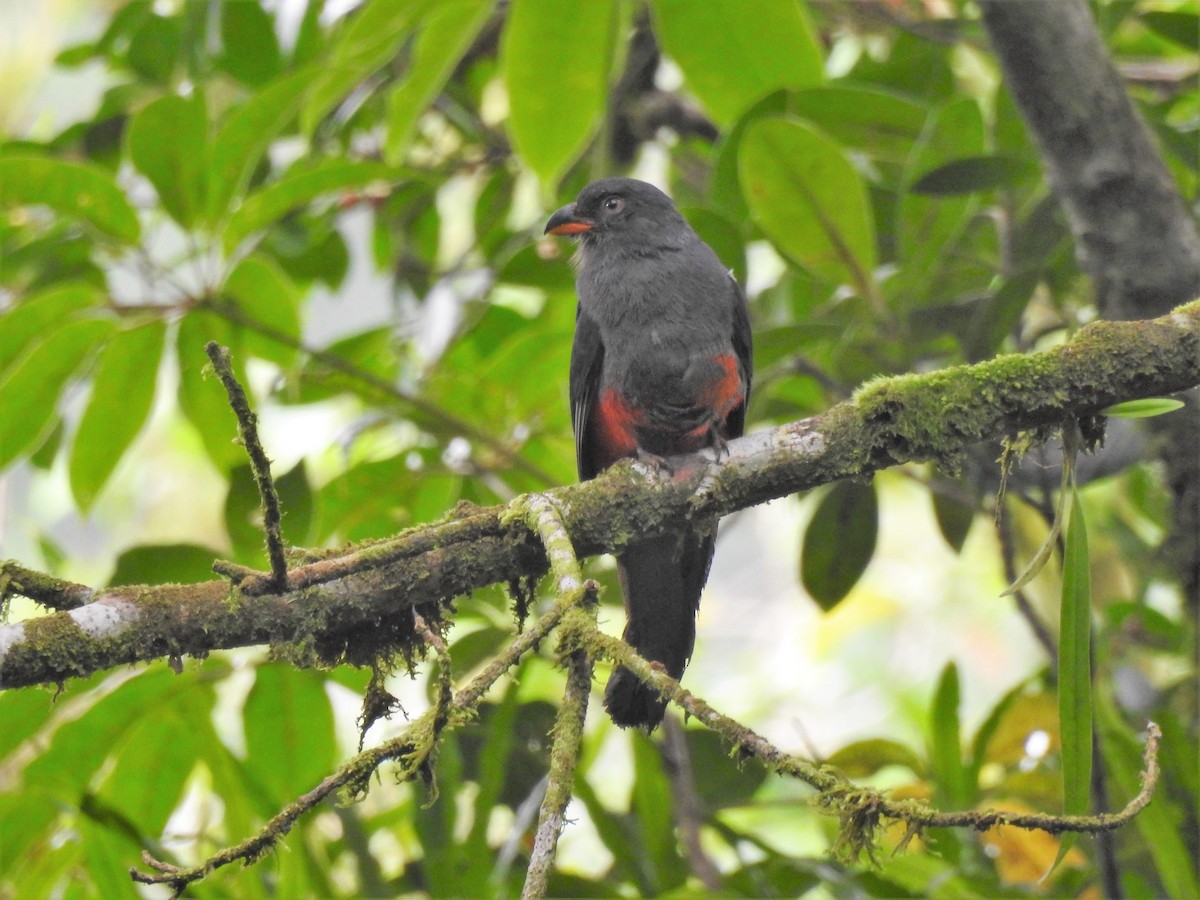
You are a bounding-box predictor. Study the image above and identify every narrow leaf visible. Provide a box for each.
[384,0,493,164]
[223,159,393,253]
[1059,490,1093,813]
[740,116,877,294]
[301,0,427,135]
[931,661,970,809]
[69,321,165,510]
[1048,490,1093,877]
[800,479,878,610]
[0,156,140,243]
[1102,397,1184,419]
[911,154,1037,196]
[207,67,319,223]
[502,0,616,186]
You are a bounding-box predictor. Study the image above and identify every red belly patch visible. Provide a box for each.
[592,388,641,469]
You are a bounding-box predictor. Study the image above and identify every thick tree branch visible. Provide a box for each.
[978,0,1200,601]
[2,301,1198,690]
[977,0,1200,320]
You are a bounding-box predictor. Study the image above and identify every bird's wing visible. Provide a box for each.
[727,275,753,440]
[569,305,606,481]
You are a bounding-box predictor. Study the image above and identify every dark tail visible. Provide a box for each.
[603,528,715,730]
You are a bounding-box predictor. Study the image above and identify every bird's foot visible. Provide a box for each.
[635,447,674,476]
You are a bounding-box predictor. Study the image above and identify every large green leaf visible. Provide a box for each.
[890,97,986,303]
[221,253,301,366]
[218,0,283,86]
[0,156,140,243]
[740,115,877,295]
[223,159,394,254]
[0,282,102,376]
[69,320,165,510]
[502,0,617,186]
[384,0,494,164]
[652,0,822,125]
[800,478,878,611]
[0,317,114,472]
[207,67,320,223]
[243,665,336,803]
[126,92,208,227]
[108,543,219,586]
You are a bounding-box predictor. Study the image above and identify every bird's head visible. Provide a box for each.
[544,177,689,252]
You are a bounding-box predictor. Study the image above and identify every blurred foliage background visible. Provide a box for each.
[0,0,1196,896]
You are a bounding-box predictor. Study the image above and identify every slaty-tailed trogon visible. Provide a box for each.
[545,178,753,729]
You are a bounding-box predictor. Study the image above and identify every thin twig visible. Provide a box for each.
[131,585,579,892]
[204,298,557,485]
[204,343,289,591]
[590,629,1164,839]
[0,562,94,611]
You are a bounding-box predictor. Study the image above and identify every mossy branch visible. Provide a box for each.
[205,341,290,591]
[3,300,1197,691]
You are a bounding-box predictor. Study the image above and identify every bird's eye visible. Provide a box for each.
[603,196,624,213]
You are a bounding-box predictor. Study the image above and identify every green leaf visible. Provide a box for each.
[108,543,218,586]
[99,694,212,833]
[825,738,923,778]
[0,155,140,243]
[961,268,1041,362]
[502,0,617,186]
[0,282,102,376]
[126,12,180,85]
[223,159,393,254]
[222,254,301,366]
[652,0,821,125]
[176,310,245,471]
[301,0,428,135]
[892,98,986,303]
[1059,490,1092,816]
[243,665,336,802]
[126,92,208,227]
[1140,11,1200,49]
[686,729,768,808]
[384,0,494,164]
[1050,490,1092,874]
[932,490,975,553]
[930,661,970,809]
[207,67,320,223]
[739,116,877,294]
[219,0,283,86]
[69,320,165,510]
[1097,699,1198,899]
[0,317,114,472]
[800,479,878,610]
[631,734,689,892]
[911,154,1038,196]
[226,462,313,567]
[1102,397,1185,419]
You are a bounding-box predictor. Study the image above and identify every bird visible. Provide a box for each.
[545,177,753,729]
